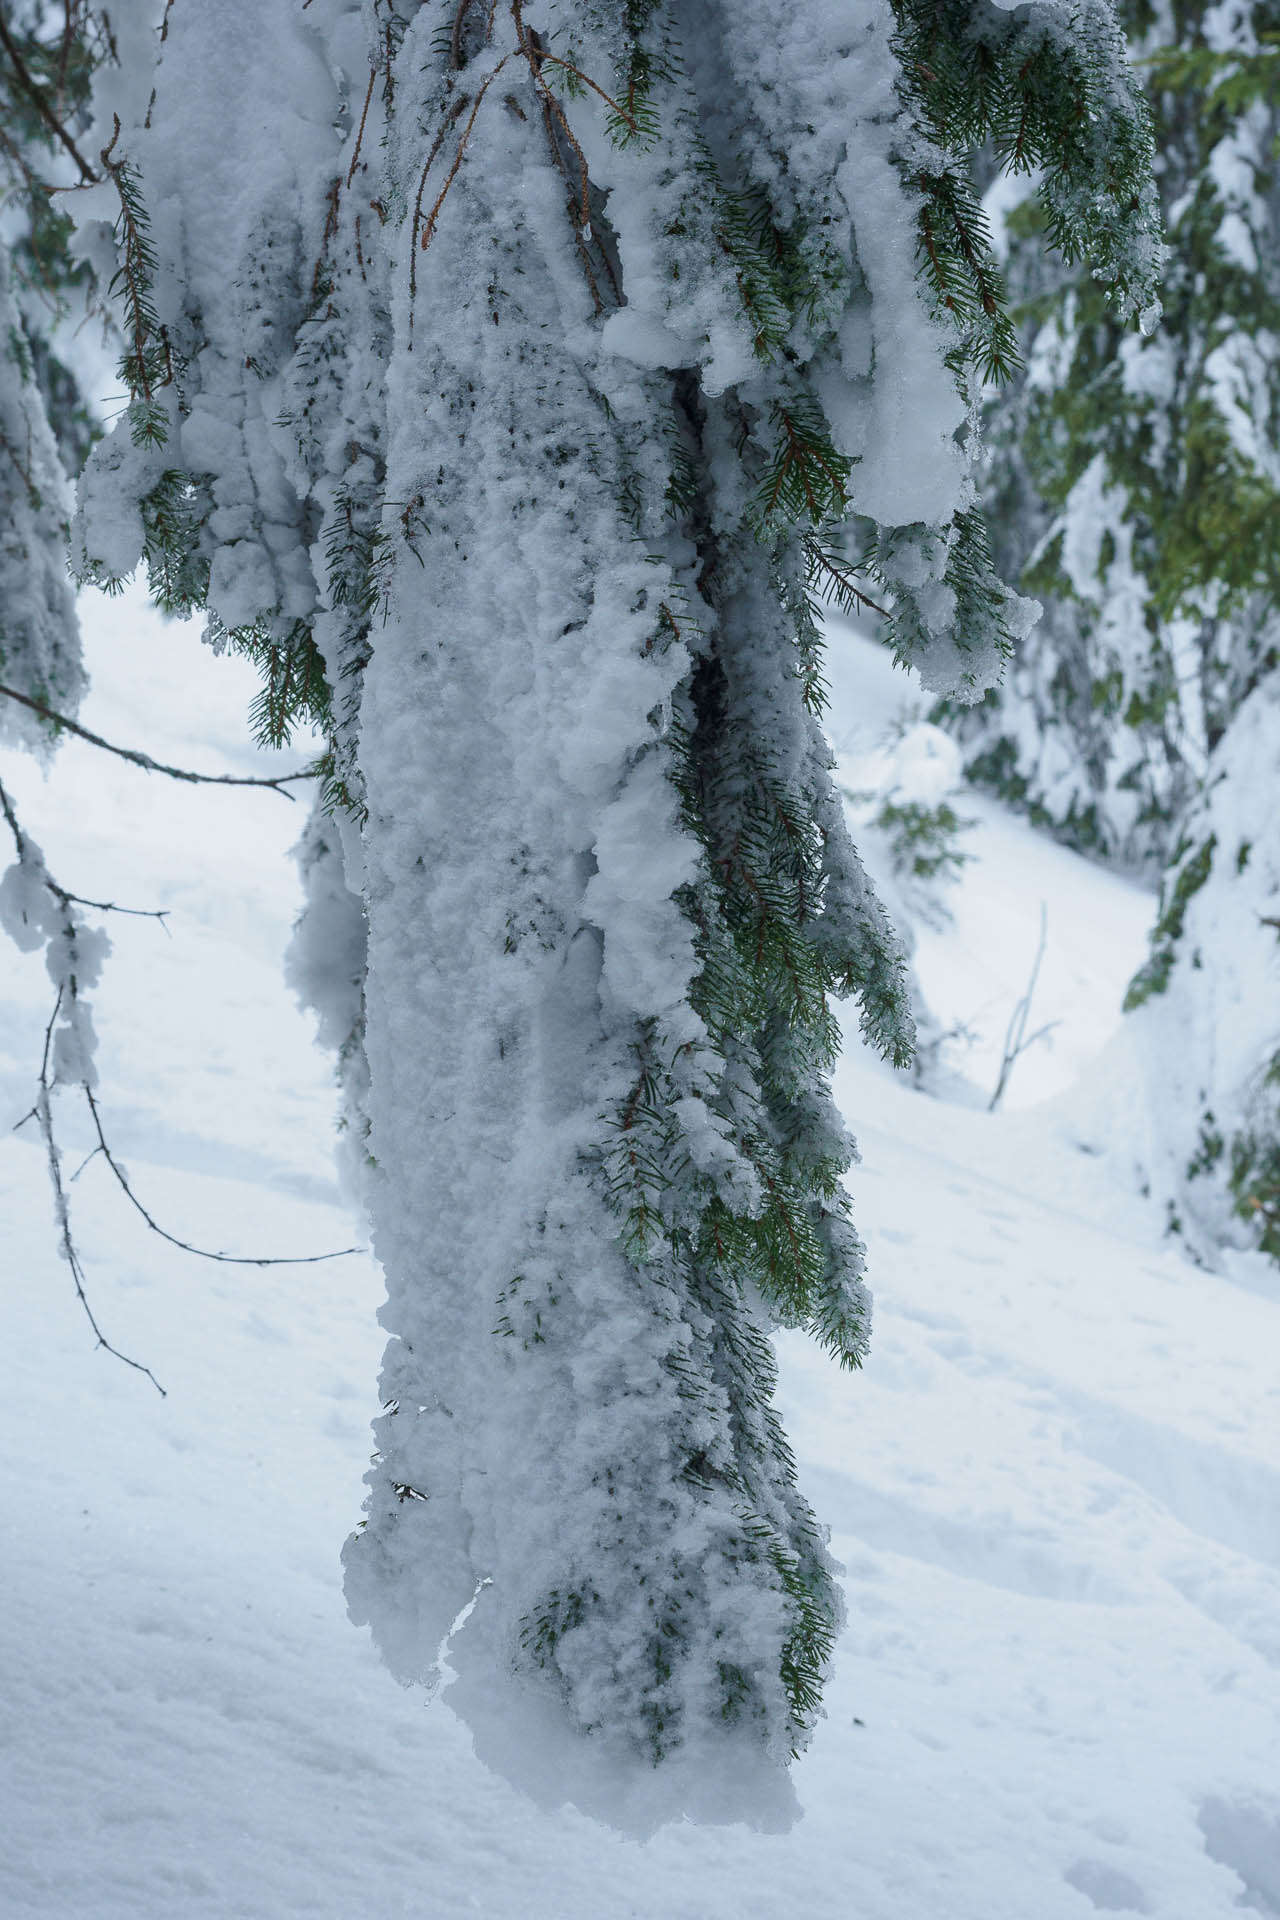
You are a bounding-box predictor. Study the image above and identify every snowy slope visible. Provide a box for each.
[1,591,1278,1919]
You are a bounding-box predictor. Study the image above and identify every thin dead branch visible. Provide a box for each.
[0,682,316,797]
[32,994,167,1393]
[409,92,469,323]
[346,64,377,186]
[82,1084,365,1266]
[0,7,99,181]
[418,53,514,256]
[988,904,1057,1112]
[526,46,637,134]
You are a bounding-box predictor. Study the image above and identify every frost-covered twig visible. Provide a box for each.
[0,682,316,797]
[57,891,168,922]
[988,905,1057,1112]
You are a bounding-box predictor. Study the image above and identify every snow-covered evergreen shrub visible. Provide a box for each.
[948,2,1280,877]
[841,717,974,1090]
[0,2,116,743]
[945,5,1280,1269]
[72,0,1158,1826]
[1124,680,1280,1267]
[857,723,975,919]
[0,6,129,1135]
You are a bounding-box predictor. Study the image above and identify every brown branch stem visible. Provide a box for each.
[29,985,167,1394]
[0,8,99,181]
[0,682,314,797]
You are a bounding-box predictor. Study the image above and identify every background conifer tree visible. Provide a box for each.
[0,1,114,743]
[70,0,1157,1826]
[944,2,1280,1268]
[0,5,123,1220]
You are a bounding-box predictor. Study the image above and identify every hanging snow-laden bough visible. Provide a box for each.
[70,0,1160,1831]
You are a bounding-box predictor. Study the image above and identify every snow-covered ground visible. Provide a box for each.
[2,590,1277,1919]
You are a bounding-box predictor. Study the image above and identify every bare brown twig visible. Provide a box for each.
[346,64,377,186]
[450,0,479,69]
[526,46,637,134]
[27,988,168,1395]
[0,682,315,797]
[81,1085,365,1266]
[409,92,468,323]
[418,54,514,256]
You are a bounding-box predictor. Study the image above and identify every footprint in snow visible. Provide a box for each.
[804,1466,1128,1605]
[1198,1797,1280,1914]
[1063,1395,1280,1571]
[1063,1858,1151,1912]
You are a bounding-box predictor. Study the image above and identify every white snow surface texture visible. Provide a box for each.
[2,597,1278,1913]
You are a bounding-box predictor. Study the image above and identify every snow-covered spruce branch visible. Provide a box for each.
[75,0,1161,1828]
[803,535,891,624]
